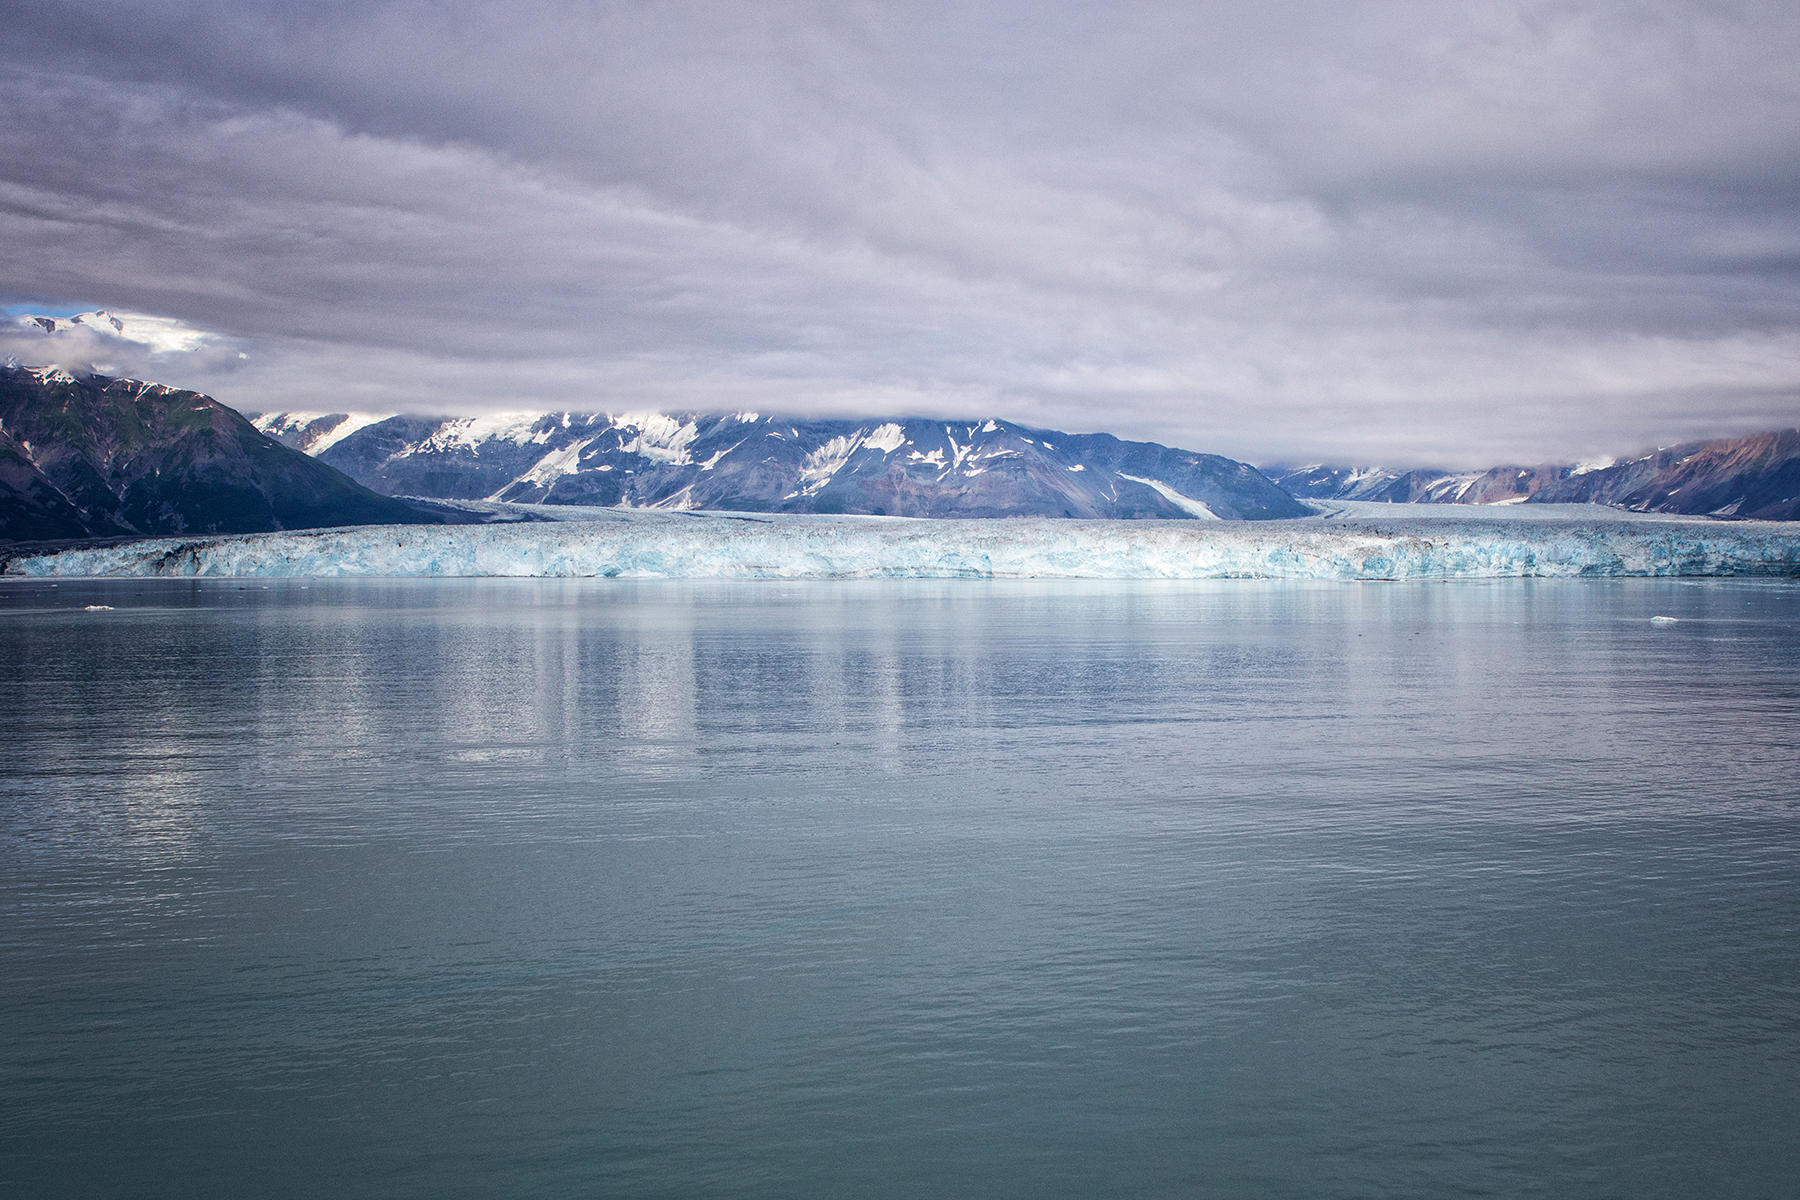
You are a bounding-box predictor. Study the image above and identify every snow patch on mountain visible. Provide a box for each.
[799,434,863,494]
[424,412,552,451]
[615,412,700,464]
[306,414,388,454]
[942,428,978,476]
[698,441,743,470]
[864,423,908,454]
[505,436,599,496]
[1118,473,1220,519]
[250,411,391,454]
[645,483,700,511]
[1571,456,1619,475]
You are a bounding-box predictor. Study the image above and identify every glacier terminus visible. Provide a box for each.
[7,505,1800,580]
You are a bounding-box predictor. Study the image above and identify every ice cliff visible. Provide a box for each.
[6,510,1800,580]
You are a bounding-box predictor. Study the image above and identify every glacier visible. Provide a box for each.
[5,508,1800,580]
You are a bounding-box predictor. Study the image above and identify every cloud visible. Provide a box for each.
[1,310,245,378]
[2,0,1798,465]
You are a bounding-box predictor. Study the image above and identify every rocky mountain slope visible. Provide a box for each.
[0,365,437,541]
[1528,431,1800,518]
[1265,464,1573,506]
[250,410,1310,520]
[1268,429,1800,519]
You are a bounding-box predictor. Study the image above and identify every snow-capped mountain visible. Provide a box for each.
[1266,463,1574,506]
[3,308,244,385]
[1268,429,1800,520]
[8,309,215,355]
[1527,431,1800,518]
[248,410,1310,520]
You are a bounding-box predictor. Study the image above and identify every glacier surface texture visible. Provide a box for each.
[6,510,1800,580]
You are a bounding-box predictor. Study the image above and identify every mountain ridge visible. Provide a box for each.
[0,364,439,542]
[1266,428,1800,520]
[6,337,1797,532]
[249,409,1311,521]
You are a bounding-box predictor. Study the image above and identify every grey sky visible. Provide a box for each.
[3,0,1797,465]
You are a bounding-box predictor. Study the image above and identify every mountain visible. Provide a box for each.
[248,410,1310,520]
[1268,429,1800,519]
[17,310,129,338]
[4,308,221,362]
[0,424,91,541]
[13,309,201,351]
[1527,431,1800,519]
[0,364,438,542]
[1267,463,1574,506]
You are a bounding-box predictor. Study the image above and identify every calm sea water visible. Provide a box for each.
[3,578,1798,1198]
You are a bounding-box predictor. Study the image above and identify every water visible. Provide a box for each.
[3,578,1798,1198]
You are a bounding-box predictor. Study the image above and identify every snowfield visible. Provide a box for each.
[6,509,1800,580]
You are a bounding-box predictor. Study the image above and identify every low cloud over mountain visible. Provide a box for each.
[4,2,1797,465]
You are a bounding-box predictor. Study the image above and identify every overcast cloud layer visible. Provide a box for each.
[3,0,1798,465]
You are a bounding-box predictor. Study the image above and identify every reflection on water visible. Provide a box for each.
[2,578,1799,1199]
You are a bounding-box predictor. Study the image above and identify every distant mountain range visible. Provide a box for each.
[247,410,1310,520]
[0,364,436,541]
[256,407,1800,523]
[1268,430,1800,520]
[5,304,1799,542]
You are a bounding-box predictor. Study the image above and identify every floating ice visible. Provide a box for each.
[7,509,1800,580]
